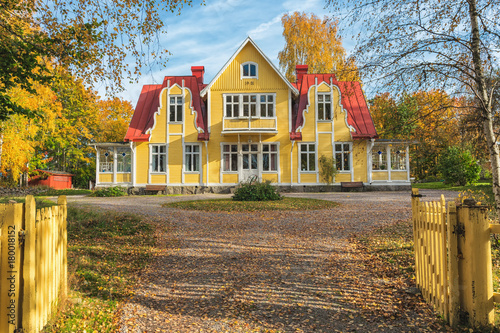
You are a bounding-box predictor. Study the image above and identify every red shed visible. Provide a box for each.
[29,170,73,189]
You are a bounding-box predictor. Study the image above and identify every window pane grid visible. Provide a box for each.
[300,144,316,171]
[185,144,201,172]
[223,144,238,172]
[224,94,275,118]
[262,144,278,172]
[335,143,351,171]
[317,93,332,121]
[169,96,183,122]
[151,145,167,173]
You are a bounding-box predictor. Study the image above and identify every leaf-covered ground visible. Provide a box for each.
[67,191,458,332]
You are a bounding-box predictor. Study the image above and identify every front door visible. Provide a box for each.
[241,144,259,182]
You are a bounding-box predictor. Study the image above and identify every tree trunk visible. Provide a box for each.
[468,0,500,209]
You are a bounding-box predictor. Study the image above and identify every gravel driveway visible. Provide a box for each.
[68,190,457,332]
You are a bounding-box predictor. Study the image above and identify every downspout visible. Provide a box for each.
[94,146,99,188]
[290,140,295,187]
[204,140,208,186]
[130,141,136,187]
[368,138,375,184]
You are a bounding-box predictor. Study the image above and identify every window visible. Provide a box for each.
[224,94,275,118]
[372,145,387,170]
[151,145,167,173]
[223,144,238,172]
[169,96,183,122]
[300,143,316,172]
[260,95,274,117]
[116,148,131,172]
[185,144,201,172]
[225,95,239,118]
[262,144,278,172]
[242,62,257,78]
[335,143,351,171]
[99,148,114,172]
[391,146,407,170]
[318,93,332,121]
[243,95,257,117]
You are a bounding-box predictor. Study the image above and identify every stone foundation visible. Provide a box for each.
[122,183,411,195]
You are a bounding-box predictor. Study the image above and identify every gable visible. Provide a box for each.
[201,37,298,96]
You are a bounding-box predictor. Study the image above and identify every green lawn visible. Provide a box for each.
[162,197,338,212]
[413,180,494,206]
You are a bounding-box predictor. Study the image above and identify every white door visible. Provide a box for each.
[241,144,259,182]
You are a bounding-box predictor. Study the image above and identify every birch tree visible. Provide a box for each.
[278,12,359,82]
[326,0,500,207]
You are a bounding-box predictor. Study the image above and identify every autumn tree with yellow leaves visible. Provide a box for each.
[278,12,359,82]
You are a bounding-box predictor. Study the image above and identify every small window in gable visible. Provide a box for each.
[241,62,258,79]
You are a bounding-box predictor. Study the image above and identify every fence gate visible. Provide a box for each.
[411,188,500,328]
[0,195,67,333]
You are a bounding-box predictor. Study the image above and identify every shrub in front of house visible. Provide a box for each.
[233,179,282,201]
[437,146,481,186]
[91,186,127,197]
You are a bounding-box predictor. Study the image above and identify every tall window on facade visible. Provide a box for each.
[116,148,131,172]
[317,93,332,121]
[243,95,257,117]
[335,143,351,171]
[169,96,183,122]
[372,145,387,170]
[223,144,238,172]
[242,62,257,78]
[185,144,201,172]
[300,143,316,171]
[260,95,274,117]
[391,145,407,170]
[262,144,278,171]
[226,95,239,117]
[100,148,114,172]
[151,145,166,172]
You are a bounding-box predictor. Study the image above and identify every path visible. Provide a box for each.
[68,190,456,332]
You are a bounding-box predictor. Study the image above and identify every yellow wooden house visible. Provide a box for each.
[94,37,411,193]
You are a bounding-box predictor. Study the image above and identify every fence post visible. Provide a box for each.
[457,202,494,327]
[22,196,36,333]
[447,201,460,327]
[57,196,67,299]
[411,188,421,289]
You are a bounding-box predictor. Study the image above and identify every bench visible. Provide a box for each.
[144,185,167,194]
[341,182,364,192]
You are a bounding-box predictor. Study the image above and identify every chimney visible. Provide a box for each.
[191,66,205,85]
[295,65,308,84]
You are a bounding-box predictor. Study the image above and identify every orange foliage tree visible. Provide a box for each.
[278,12,359,82]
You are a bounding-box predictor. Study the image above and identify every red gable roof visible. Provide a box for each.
[124,76,208,142]
[290,74,377,140]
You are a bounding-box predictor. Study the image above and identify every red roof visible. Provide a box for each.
[124,77,208,142]
[290,74,378,140]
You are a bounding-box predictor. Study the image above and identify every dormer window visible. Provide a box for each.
[241,62,258,79]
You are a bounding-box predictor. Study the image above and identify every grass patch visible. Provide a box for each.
[42,207,155,332]
[353,219,415,278]
[162,197,338,212]
[413,180,495,207]
[36,188,93,196]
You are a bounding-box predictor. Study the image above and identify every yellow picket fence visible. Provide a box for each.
[412,188,500,328]
[0,195,67,333]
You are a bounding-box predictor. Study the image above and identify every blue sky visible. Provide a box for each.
[113,0,354,104]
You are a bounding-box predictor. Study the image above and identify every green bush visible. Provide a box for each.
[233,178,282,201]
[318,155,338,185]
[438,146,481,186]
[90,186,127,197]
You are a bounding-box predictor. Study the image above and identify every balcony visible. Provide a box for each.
[222,116,278,134]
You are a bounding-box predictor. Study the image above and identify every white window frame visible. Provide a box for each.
[116,147,131,173]
[372,145,388,171]
[390,145,407,171]
[334,142,352,172]
[225,95,240,118]
[262,143,279,173]
[169,95,183,123]
[222,143,239,173]
[223,93,276,119]
[317,92,333,121]
[241,61,258,79]
[99,148,114,173]
[150,144,167,174]
[184,143,201,173]
[299,143,316,172]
